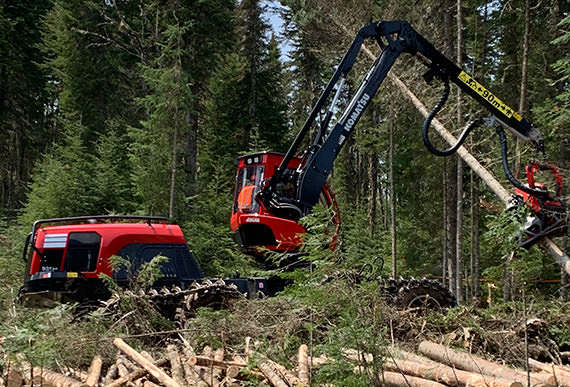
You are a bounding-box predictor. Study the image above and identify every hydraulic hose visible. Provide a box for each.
[422,79,483,157]
[495,125,550,198]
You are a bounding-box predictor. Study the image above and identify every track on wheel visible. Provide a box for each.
[384,277,457,313]
[99,279,244,324]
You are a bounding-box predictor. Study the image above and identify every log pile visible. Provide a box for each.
[4,338,570,386]
[1,337,311,387]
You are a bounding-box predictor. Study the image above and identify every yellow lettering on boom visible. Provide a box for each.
[457,71,515,119]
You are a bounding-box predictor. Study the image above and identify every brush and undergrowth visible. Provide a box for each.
[1,211,570,385]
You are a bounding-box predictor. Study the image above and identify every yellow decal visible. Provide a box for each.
[458,71,514,119]
[512,112,522,122]
[67,272,78,278]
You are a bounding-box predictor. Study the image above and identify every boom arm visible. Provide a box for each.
[258,20,544,218]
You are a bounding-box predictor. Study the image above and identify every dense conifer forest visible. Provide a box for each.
[1,0,570,384]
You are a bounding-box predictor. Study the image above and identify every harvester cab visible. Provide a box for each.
[18,215,267,310]
[231,152,339,255]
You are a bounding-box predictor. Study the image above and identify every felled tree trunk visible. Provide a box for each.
[84,355,102,387]
[32,368,82,387]
[113,338,182,387]
[384,356,522,387]
[387,72,570,275]
[417,341,551,385]
[380,370,448,387]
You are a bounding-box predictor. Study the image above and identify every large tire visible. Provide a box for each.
[391,277,457,313]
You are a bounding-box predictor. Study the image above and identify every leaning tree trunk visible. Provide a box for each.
[455,0,464,304]
[390,108,397,278]
[387,72,570,275]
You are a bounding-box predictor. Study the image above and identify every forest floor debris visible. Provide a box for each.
[5,336,570,386]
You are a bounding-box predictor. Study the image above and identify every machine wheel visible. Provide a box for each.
[391,277,457,313]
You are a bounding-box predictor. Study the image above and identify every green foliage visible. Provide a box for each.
[0,304,112,369]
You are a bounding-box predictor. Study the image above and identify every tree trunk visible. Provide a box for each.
[456,157,463,304]
[298,344,310,385]
[368,151,378,236]
[514,0,531,178]
[32,368,82,387]
[169,124,178,219]
[85,356,103,387]
[380,370,447,387]
[387,73,570,274]
[184,98,198,208]
[390,110,397,278]
[113,338,182,387]
[258,361,289,387]
[444,0,457,300]
[384,357,523,387]
[471,172,481,303]
[246,0,259,138]
[442,158,448,288]
[418,341,551,385]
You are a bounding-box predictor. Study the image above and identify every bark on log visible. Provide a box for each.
[258,361,289,387]
[384,357,523,387]
[273,361,303,386]
[417,341,551,385]
[212,348,224,381]
[187,356,247,369]
[32,367,82,387]
[115,359,129,378]
[308,355,328,366]
[528,358,570,385]
[113,338,182,387]
[167,344,185,386]
[298,344,310,385]
[84,355,102,387]
[380,370,448,387]
[244,337,252,363]
[102,364,118,386]
[106,359,168,387]
[6,369,23,387]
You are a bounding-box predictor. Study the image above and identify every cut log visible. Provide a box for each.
[380,370,448,387]
[187,355,248,369]
[298,344,310,385]
[113,338,182,387]
[417,341,551,385]
[115,356,130,378]
[232,355,248,366]
[84,355,102,387]
[226,366,241,379]
[167,344,185,386]
[106,359,168,387]
[102,364,117,385]
[212,348,224,381]
[384,357,523,387]
[6,368,23,387]
[243,336,252,365]
[258,361,289,387]
[273,361,303,386]
[32,367,82,387]
[308,355,328,366]
[528,358,570,385]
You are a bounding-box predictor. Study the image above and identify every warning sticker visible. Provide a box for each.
[457,71,515,119]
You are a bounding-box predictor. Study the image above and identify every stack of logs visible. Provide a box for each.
[4,339,570,386]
